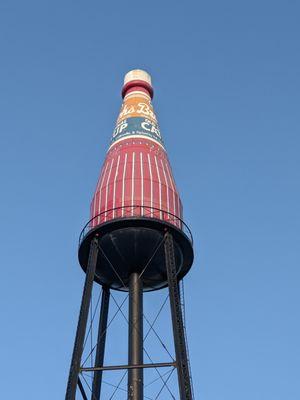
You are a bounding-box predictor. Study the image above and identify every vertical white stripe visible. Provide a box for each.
[166,161,178,191]
[112,155,120,218]
[122,153,128,216]
[147,153,153,217]
[177,196,181,220]
[93,195,97,225]
[160,159,169,215]
[97,161,109,224]
[104,158,114,221]
[165,161,176,218]
[131,152,135,216]
[93,195,97,223]
[140,152,144,216]
[94,163,106,216]
[154,155,162,219]
[95,167,104,192]
[176,196,181,228]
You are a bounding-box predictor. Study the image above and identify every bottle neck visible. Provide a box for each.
[122,80,153,99]
[117,87,157,126]
[109,80,163,150]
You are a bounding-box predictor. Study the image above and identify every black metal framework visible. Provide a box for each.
[66,227,194,399]
[79,205,193,246]
[92,286,110,399]
[77,377,88,400]
[164,232,193,400]
[128,273,143,399]
[78,207,194,292]
[66,236,99,400]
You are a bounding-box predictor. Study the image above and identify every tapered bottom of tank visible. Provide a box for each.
[78,217,194,292]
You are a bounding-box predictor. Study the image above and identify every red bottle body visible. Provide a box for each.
[90,71,182,228]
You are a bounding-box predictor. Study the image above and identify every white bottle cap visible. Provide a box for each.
[124,69,152,86]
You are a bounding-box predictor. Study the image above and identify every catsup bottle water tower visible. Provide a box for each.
[66,70,194,400]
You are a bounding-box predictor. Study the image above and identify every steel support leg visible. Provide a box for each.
[128,273,143,400]
[91,286,110,399]
[66,237,99,400]
[78,377,88,400]
[164,232,193,400]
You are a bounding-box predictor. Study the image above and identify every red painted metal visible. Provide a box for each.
[122,79,154,99]
[90,70,182,229]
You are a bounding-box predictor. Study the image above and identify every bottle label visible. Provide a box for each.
[110,94,165,148]
[111,117,164,146]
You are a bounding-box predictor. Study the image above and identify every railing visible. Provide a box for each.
[79,205,193,246]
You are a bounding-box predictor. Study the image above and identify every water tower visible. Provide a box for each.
[66,70,194,399]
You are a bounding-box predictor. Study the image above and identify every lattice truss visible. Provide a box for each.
[78,277,192,399]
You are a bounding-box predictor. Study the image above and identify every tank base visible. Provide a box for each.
[78,217,194,292]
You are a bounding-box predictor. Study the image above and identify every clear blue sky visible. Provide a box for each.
[0,0,299,399]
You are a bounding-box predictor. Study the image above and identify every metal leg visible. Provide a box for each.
[78,377,88,400]
[128,273,143,400]
[91,287,110,399]
[164,233,193,400]
[66,237,99,400]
